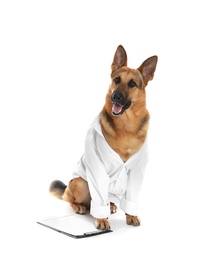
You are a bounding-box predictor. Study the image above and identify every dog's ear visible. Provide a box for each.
[111,45,127,73]
[138,56,158,86]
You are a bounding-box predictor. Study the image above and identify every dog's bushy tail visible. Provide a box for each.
[49,180,67,199]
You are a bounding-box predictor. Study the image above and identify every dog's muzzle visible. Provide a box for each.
[111,90,131,116]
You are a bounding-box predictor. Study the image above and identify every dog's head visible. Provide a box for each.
[108,45,158,117]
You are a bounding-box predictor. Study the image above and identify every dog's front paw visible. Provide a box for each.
[126,214,141,226]
[95,218,111,230]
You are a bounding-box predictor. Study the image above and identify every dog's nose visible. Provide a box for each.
[111,91,124,104]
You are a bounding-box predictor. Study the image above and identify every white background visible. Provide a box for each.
[0,0,214,259]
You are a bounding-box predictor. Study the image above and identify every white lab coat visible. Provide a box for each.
[72,115,148,219]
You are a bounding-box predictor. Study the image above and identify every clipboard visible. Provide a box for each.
[37,215,113,239]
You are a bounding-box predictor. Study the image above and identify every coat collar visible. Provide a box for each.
[91,114,103,137]
[90,114,148,165]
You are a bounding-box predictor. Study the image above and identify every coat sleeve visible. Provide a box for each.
[120,142,149,216]
[84,127,111,219]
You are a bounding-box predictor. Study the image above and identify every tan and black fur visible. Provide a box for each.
[49,45,158,230]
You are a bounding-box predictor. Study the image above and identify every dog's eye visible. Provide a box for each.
[128,80,137,88]
[114,77,121,84]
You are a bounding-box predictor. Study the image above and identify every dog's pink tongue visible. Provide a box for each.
[113,103,123,114]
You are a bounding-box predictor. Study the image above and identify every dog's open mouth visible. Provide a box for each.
[112,103,124,116]
[112,101,131,116]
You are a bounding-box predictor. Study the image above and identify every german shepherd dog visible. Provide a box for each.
[49,45,157,230]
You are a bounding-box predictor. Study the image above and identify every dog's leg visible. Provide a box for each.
[63,178,113,230]
[110,202,117,214]
[95,218,111,230]
[62,177,91,215]
[94,203,117,230]
[126,214,141,226]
